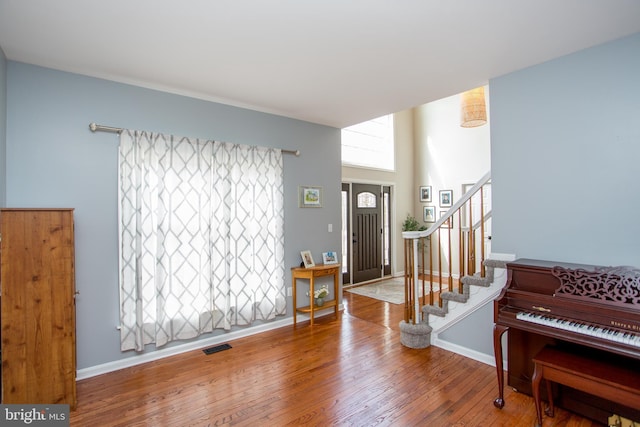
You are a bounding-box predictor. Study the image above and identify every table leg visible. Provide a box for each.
[309,277,315,326]
[333,269,339,318]
[292,276,297,326]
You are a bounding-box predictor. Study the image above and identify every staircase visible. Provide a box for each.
[422,258,507,332]
[400,171,503,348]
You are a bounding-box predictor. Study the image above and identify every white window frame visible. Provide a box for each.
[341,114,395,171]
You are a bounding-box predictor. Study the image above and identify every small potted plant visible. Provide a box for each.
[308,285,329,307]
[402,213,427,231]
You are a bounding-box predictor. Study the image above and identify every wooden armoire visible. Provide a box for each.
[0,208,77,408]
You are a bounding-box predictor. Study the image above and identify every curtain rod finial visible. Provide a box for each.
[89,123,97,132]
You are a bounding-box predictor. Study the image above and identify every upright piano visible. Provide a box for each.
[493,259,640,422]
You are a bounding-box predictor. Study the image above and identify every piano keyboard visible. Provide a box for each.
[516,312,640,348]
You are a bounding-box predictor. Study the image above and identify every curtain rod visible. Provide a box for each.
[88,122,300,156]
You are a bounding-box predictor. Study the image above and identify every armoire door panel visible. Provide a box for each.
[1,208,77,409]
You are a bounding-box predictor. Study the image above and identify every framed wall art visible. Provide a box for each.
[299,186,323,208]
[439,190,453,208]
[423,206,435,223]
[440,211,452,229]
[419,186,432,202]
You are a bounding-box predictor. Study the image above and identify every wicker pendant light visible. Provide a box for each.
[460,87,487,128]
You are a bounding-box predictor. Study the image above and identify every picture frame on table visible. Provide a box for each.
[322,251,338,265]
[419,186,432,202]
[300,250,315,268]
[299,186,323,208]
[423,206,435,223]
[439,190,453,208]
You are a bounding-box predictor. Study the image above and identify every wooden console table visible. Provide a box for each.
[291,264,340,326]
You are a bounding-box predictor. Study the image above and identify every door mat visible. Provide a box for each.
[346,278,407,304]
[346,277,437,304]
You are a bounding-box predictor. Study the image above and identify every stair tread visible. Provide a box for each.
[421,262,502,326]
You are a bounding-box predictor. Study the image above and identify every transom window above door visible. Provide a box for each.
[341,114,394,171]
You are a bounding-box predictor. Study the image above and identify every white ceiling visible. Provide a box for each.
[1,1,639,128]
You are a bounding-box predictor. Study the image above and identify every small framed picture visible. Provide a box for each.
[419,186,432,202]
[423,206,435,223]
[301,250,315,268]
[322,251,338,264]
[299,186,322,208]
[439,190,453,208]
[440,211,452,229]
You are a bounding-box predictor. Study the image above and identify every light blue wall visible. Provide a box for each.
[0,47,6,206]
[440,32,640,359]
[439,303,493,356]
[490,32,640,267]
[6,62,342,370]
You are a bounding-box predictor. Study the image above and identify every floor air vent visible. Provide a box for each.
[203,343,232,355]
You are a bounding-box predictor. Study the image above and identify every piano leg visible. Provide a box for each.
[493,324,509,409]
[532,362,543,427]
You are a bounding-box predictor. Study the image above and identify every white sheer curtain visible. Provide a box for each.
[118,130,285,351]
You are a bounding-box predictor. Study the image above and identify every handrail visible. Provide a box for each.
[402,171,492,325]
[402,170,491,241]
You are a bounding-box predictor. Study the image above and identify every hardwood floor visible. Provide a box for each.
[70,289,599,426]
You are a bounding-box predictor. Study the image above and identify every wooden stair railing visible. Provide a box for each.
[402,171,492,325]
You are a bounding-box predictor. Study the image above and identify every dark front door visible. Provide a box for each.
[352,184,382,283]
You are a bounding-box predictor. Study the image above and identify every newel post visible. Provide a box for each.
[399,232,432,349]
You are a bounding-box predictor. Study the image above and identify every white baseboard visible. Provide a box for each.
[432,337,507,370]
[429,256,512,370]
[77,306,343,380]
[428,285,503,333]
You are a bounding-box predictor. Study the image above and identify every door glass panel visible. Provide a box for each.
[357,192,377,208]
